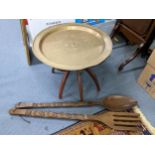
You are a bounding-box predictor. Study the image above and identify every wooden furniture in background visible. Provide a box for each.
[111,19,155,71]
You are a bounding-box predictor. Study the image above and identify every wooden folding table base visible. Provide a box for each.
[52,68,100,101]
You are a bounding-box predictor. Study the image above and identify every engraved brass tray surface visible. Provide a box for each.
[33,23,112,70]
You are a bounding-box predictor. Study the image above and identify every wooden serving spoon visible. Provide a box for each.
[15,96,137,112]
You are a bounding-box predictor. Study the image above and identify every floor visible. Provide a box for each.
[0,19,155,135]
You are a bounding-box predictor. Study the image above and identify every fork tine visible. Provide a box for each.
[114,121,141,126]
[114,117,141,121]
[113,112,140,117]
[112,125,141,131]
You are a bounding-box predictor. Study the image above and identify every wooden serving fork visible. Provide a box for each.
[9,108,141,131]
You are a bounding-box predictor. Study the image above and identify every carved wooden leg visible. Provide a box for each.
[118,43,144,71]
[85,69,100,91]
[141,26,155,57]
[77,71,83,101]
[59,71,70,99]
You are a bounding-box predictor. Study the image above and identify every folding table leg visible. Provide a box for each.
[59,71,70,99]
[85,69,100,91]
[77,71,83,101]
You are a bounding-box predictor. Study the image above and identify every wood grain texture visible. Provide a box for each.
[9,108,91,120]
[9,108,141,131]
[15,95,137,112]
[15,101,96,109]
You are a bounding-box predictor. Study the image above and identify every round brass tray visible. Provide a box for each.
[33,23,112,70]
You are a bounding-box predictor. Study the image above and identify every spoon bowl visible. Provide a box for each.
[101,95,138,111]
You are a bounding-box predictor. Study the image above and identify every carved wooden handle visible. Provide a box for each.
[9,108,93,121]
[15,101,98,109]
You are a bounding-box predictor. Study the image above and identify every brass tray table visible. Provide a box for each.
[33,23,112,101]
